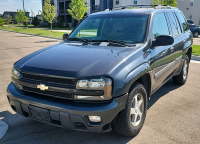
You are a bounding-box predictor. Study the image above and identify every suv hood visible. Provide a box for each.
[15,43,136,78]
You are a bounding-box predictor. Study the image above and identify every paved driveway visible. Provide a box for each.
[0,30,200,144]
[193,37,200,45]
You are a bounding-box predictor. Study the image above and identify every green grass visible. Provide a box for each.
[193,45,200,56]
[0,26,67,39]
[10,24,73,30]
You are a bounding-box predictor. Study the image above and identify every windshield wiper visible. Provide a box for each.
[67,38,90,44]
[91,40,133,47]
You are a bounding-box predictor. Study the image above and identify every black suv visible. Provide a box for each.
[7,6,193,137]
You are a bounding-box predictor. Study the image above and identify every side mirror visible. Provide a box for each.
[153,35,174,47]
[63,33,69,40]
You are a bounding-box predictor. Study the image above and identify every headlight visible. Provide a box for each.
[12,66,22,79]
[75,78,112,101]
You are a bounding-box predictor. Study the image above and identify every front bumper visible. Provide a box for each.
[7,83,128,133]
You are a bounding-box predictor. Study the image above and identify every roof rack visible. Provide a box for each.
[155,5,178,9]
[106,5,178,11]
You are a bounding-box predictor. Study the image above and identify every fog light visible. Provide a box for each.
[88,116,101,122]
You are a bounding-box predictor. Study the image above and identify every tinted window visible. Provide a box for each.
[187,20,194,24]
[176,12,189,32]
[167,12,179,37]
[174,13,182,33]
[153,13,169,39]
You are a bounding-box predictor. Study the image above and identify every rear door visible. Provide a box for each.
[175,12,193,72]
[165,12,186,71]
[151,12,175,90]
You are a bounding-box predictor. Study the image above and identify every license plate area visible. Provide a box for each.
[29,106,49,122]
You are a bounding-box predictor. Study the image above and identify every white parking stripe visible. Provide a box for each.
[191,60,200,64]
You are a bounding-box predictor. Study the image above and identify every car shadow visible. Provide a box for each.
[148,79,181,109]
[33,40,59,43]
[0,80,182,144]
[13,36,33,37]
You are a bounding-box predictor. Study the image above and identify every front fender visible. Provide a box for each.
[123,62,151,94]
[112,62,151,97]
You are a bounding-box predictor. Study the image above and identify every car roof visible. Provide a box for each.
[90,8,181,16]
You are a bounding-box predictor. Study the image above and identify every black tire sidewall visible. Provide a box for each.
[126,83,148,133]
[194,32,199,38]
[182,55,189,83]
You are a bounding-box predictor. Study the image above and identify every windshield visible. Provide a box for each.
[69,13,149,44]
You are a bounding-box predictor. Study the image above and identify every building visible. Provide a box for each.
[177,0,200,25]
[42,0,113,27]
[113,0,152,8]
[41,0,153,27]
[2,11,30,19]
[2,11,30,24]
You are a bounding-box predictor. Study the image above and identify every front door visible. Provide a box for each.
[151,12,175,90]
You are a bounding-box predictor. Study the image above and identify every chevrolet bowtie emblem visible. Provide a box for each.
[37,84,48,91]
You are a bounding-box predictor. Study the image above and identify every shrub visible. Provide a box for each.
[32,17,40,26]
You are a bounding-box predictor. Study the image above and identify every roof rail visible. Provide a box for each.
[111,5,155,10]
[106,5,178,11]
[155,5,178,9]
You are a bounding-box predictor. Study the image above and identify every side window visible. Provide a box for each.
[173,13,182,33]
[166,12,179,37]
[176,12,189,32]
[153,13,170,39]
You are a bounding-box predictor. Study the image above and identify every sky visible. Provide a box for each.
[0,0,42,16]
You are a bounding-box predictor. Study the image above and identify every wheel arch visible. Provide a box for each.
[186,47,192,62]
[129,73,152,100]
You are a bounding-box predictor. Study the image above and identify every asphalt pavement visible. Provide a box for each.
[0,30,200,144]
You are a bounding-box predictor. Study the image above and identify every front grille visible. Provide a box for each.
[22,73,76,86]
[22,86,73,100]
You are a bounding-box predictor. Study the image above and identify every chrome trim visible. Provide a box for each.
[154,56,182,79]
[154,61,175,79]
[12,77,104,96]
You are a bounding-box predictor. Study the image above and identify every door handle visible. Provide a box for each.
[170,47,174,52]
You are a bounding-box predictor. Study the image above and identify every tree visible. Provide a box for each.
[161,0,177,7]
[15,9,29,26]
[0,17,5,27]
[32,17,39,26]
[150,0,177,7]
[151,0,160,7]
[41,0,56,32]
[67,0,90,23]
[5,15,12,26]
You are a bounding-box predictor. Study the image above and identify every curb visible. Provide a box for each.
[191,55,200,61]
[0,29,62,41]
[0,120,9,140]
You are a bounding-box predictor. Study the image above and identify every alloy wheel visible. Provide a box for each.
[183,59,188,80]
[130,93,144,126]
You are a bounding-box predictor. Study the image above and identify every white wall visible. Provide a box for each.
[113,0,152,8]
[86,0,91,14]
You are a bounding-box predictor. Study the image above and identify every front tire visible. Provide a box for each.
[114,82,148,137]
[173,55,189,85]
